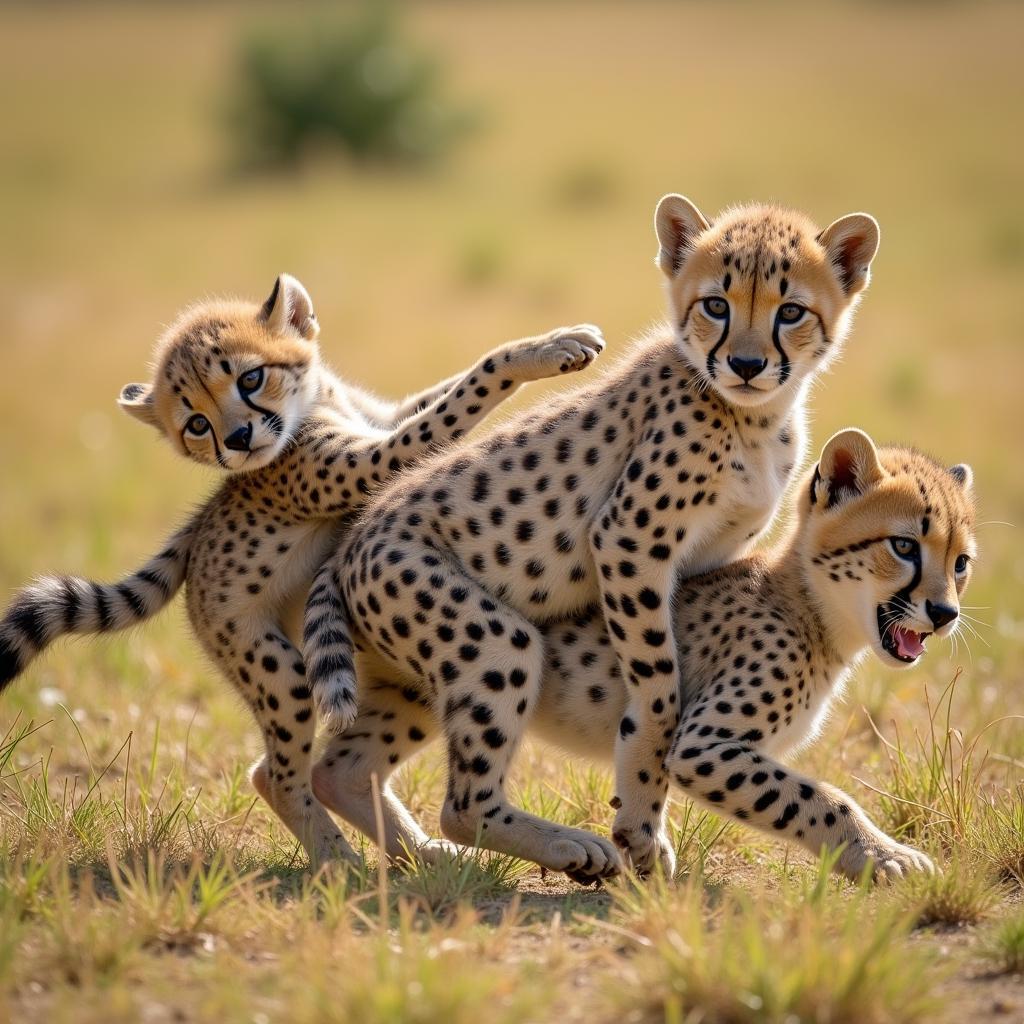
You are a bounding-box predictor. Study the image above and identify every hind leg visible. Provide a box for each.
[311,669,453,863]
[227,624,358,867]
[343,552,622,882]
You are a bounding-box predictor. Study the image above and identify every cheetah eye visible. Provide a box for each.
[778,303,806,324]
[954,554,970,574]
[889,537,919,560]
[702,297,729,320]
[239,367,265,394]
[186,414,210,437]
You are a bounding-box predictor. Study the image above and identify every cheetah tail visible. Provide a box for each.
[0,515,200,693]
[303,559,358,734]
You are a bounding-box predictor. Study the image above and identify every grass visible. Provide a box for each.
[982,912,1024,976]
[900,855,1004,929]
[1,1,1023,1021]
[608,864,939,1024]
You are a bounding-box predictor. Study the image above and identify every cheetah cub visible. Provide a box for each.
[312,429,975,882]
[0,273,605,865]
[307,195,880,881]
[536,428,976,880]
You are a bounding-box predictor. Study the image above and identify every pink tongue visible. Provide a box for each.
[895,628,925,659]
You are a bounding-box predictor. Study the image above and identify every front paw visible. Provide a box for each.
[836,831,935,882]
[511,325,605,380]
[612,813,676,878]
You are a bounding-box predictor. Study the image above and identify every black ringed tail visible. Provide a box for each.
[302,559,358,733]
[0,514,200,692]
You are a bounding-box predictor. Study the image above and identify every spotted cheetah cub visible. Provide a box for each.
[307,195,880,881]
[538,428,975,880]
[0,273,605,865]
[313,429,975,881]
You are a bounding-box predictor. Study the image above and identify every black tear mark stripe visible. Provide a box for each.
[705,307,731,381]
[771,313,791,385]
[241,391,275,420]
[893,546,923,610]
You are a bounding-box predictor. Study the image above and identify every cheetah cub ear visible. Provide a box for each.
[816,213,880,296]
[949,464,974,489]
[811,427,886,509]
[260,273,320,342]
[117,381,159,428]
[654,194,712,277]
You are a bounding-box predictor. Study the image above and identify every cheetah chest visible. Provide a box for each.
[689,427,802,577]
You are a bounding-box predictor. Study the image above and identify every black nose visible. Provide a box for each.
[925,600,958,630]
[727,356,768,382]
[224,423,253,452]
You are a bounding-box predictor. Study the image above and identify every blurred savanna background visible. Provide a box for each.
[1,3,1022,1021]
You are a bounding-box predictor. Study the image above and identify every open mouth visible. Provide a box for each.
[876,604,931,663]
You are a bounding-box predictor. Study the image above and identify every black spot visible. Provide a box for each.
[482,728,506,749]
[511,629,531,649]
[483,670,506,691]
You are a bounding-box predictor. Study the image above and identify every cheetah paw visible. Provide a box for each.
[542,828,623,883]
[612,819,677,878]
[311,831,362,870]
[514,325,606,380]
[394,839,466,867]
[836,833,935,882]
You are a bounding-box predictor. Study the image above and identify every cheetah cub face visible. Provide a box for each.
[656,196,879,408]
[801,428,976,667]
[118,274,320,471]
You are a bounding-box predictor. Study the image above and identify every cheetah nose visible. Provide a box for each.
[224,422,253,452]
[925,600,958,630]
[727,356,768,382]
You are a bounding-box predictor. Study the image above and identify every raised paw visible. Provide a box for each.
[509,324,606,381]
[835,832,935,883]
[542,827,623,883]
[612,817,677,878]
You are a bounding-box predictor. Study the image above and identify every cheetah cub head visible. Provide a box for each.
[798,428,976,667]
[118,275,321,471]
[655,196,879,408]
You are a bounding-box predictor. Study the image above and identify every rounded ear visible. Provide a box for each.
[654,194,711,278]
[949,463,973,490]
[260,273,319,341]
[117,383,159,428]
[810,427,885,509]
[816,213,880,296]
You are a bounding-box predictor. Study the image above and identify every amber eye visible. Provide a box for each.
[239,367,264,393]
[702,297,729,320]
[889,537,919,560]
[954,554,970,574]
[186,414,210,436]
[778,303,806,324]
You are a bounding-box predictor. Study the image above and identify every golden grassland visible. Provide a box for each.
[0,3,1022,1021]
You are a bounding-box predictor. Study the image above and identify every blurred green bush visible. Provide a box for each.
[228,5,475,170]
